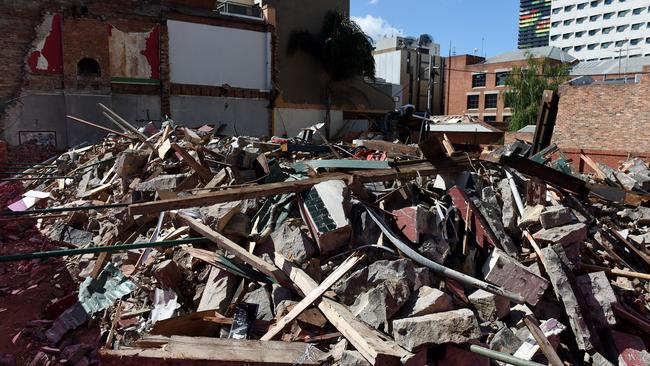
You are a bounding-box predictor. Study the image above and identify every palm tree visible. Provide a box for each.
[288,11,376,138]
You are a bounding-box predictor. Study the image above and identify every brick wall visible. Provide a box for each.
[557,148,650,174]
[444,55,518,122]
[553,79,650,154]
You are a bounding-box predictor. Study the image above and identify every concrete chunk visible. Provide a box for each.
[474,188,518,256]
[392,309,481,351]
[533,222,587,246]
[468,289,510,322]
[398,286,453,317]
[271,221,318,265]
[518,204,544,229]
[242,286,274,321]
[135,174,185,192]
[482,248,549,306]
[499,179,519,237]
[340,350,371,366]
[350,279,410,332]
[334,259,421,305]
[539,205,576,229]
[540,245,594,351]
[489,326,522,354]
[576,271,617,328]
[197,266,236,313]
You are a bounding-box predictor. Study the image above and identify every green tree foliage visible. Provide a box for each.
[288,11,375,82]
[503,54,570,131]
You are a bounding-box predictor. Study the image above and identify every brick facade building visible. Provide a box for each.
[0,0,393,149]
[444,46,575,123]
[553,66,650,171]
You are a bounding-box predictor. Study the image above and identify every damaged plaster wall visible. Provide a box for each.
[170,96,269,137]
[3,93,160,149]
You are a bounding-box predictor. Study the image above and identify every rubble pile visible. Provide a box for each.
[1,110,650,366]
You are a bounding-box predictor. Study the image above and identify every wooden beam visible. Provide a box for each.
[129,161,460,216]
[171,143,214,182]
[500,153,588,197]
[101,335,323,365]
[261,252,365,340]
[274,255,415,366]
[176,213,290,287]
[579,153,608,181]
[66,115,133,139]
[523,316,564,366]
[97,103,156,151]
[580,262,650,281]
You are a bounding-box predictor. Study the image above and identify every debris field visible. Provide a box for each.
[1,106,649,366]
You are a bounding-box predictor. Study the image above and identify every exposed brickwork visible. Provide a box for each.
[444,54,565,123]
[62,17,111,92]
[557,148,650,174]
[553,79,650,155]
[0,0,275,136]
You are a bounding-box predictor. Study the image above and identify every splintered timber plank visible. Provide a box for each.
[171,143,214,182]
[274,255,414,366]
[129,162,459,215]
[101,335,322,365]
[260,252,365,340]
[176,213,290,287]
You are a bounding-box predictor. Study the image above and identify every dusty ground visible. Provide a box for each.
[0,182,98,365]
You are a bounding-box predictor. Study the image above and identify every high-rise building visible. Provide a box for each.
[518,0,553,48]
[548,0,650,61]
[373,36,444,114]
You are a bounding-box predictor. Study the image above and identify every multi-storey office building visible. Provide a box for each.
[519,0,553,48]
[549,0,650,61]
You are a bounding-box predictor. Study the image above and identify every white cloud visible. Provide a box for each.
[368,0,379,4]
[351,14,403,43]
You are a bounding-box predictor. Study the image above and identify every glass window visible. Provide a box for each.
[575,45,585,51]
[633,7,644,15]
[588,43,598,50]
[472,73,486,88]
[632,23,643,30]
[562,46,571,52]
[564,19,573,25]
[485,94,497,109]
[601,42,612,48]
[590,14,601,21]
[552,21,560,27]
[604,0,613,3]
[603,27,613,34]
[563,33,572,39]
[552,7,561,14]
[591,0,601,7]
[604,12,614,19]
[646,38,650,44]
[551,34,560,41]
[564,5,574,11]
[495,71,508,86]
[618,10,629,17]
[483,116,496,122]
[576,31,584,37]
[467,95,479,109]
[630,38,642,46]
[589,29,599,35]
[617,25,629,32]
[577,17,587,24]
[578,2,588,9]
[615,39,628,47]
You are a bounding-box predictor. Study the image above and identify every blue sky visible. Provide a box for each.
[351,0,520,57]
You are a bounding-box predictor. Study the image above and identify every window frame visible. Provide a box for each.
[484,93,498,109]
[467,94,479,109]
[471,73,486,88]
